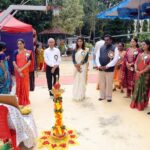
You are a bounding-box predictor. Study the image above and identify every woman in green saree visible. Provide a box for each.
[130,40,150,111]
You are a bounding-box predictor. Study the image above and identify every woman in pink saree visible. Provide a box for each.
[121,38,141,98]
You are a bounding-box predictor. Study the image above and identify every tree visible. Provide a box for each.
[81,0,97,37]
[81,0,123,40]
[103,18,134,42]
[0,0,11,11]
[81,0,134,43]
[0,0,44,10]
[142,20,148,32]
[139,20,150,41]
[54,0,84,34]
[101,0,122,9]
[15,0,53,32]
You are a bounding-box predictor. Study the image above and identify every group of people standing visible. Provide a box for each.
[113,38,150,111]
[94,36,150,112]
[68,35,150,112]
[126,39,150,111]
[0,35,149,113]
[0,39,33,107]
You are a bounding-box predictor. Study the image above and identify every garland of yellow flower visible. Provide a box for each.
[38,77,78,150]
[52,82,66,139]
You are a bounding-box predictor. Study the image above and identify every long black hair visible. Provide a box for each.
[131,38,139,48]
[142,40,150,51]
[76,37,85,50]
[0,42,6,52]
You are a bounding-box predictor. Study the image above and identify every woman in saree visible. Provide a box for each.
[121,38,141,98]
[35,44,40,70]
[113,42,126,92]
[0,42,11,94]
[13,39,31,106]
[130,40,150,111]
[72,37,89,101]
[38,45,44,71]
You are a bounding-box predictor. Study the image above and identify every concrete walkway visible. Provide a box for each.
[28,60,150,150]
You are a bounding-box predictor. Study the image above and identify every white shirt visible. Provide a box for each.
[44,47,61,67]
[72,43,76,50]
[94,40,105,55]
[96,46,119,68]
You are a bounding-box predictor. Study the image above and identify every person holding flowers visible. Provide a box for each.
[72,37,89,101]
[130,40,150,111]
[121,38,141,98]
[13,39,31,106]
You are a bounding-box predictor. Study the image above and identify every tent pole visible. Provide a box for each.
[0,5,47,24]
[0,1,30,31]
[137,0,141,36]
[148,20,150,32]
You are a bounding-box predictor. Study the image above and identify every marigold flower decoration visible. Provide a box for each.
[38,76,78,150]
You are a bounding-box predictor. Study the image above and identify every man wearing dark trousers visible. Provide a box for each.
[44,38,61,98]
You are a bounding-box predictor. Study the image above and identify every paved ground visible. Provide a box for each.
[25,59,150,150]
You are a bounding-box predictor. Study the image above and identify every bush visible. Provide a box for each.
[139,33,150,41]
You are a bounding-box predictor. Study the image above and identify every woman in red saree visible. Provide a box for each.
[121,38,141,98]
[130,40,150,111]
[13,39,31,106]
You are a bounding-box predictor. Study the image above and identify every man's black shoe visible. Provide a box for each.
[49,91,54,98]
[98,98,104,101]
[50,92,53,96]
[147,112,150,115]
[107,99,112,102]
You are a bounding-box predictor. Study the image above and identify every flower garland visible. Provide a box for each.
[38,77,78,150]
[25,51,31,61]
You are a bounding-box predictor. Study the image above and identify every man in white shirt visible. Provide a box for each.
[96,35,119,102]
[94,40,105,57]
[44,38,61,98]
[93,39,105,68]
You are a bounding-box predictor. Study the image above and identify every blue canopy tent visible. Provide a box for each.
[97,0,150,20]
